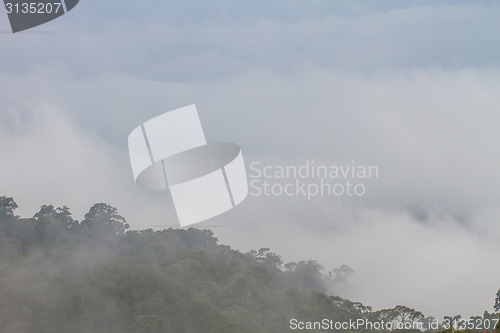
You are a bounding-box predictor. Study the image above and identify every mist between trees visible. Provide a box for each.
[0,196,498,333]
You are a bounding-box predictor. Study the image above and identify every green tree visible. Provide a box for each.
[56,206,78,229]
[81,203,129,235]
[331,296,372,316]
[495,289,500,313]
[249,248,283,270]
[392,305,424,325]
[33,205,57,219]
[330,264,355,281]
[284,261,296,272]
[0,196,18,217]
[328,264,355,293]
[285,260,325,292]
[373,307,397,323]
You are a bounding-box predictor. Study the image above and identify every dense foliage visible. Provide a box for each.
[0,196,498,333]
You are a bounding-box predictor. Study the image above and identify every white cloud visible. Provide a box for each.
[0,106,172,224]
[1,64,499,318]
[0,0,499,319]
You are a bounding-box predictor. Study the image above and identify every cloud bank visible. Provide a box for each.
[0,0,499,318]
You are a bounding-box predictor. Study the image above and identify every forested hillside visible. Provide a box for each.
[0,196,498,333]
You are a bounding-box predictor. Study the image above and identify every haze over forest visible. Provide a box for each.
[1,0,499,319]
[0,196,499,332]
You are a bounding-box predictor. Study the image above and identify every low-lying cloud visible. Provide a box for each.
[1,0,499,320]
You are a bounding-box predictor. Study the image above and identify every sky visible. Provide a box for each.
[1,0,500,319]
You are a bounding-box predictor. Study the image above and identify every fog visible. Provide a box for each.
[1,0,499,319]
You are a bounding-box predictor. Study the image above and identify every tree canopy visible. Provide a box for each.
[0,196,497,333]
